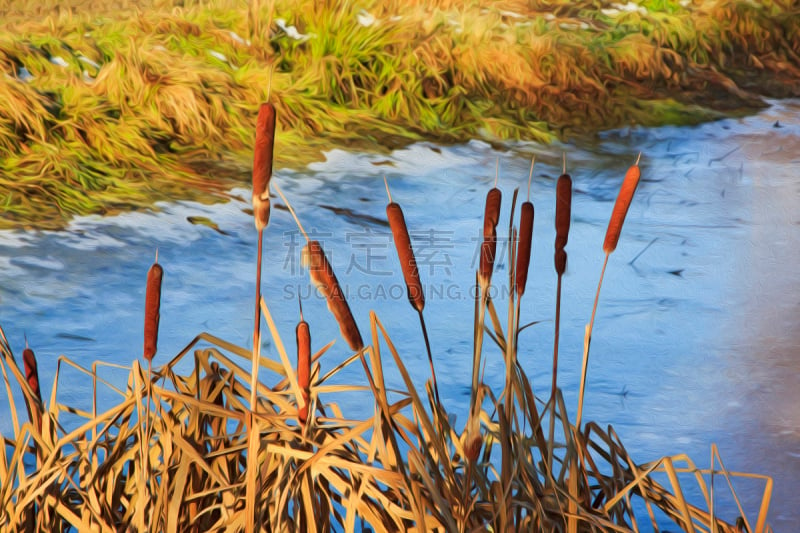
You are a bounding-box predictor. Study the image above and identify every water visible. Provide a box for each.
[1,100,798,530]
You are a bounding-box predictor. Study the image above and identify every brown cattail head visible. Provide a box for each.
[483,187,502,238]
[464,430,483,463]
[479,186,501,285]
[296,313,311,425]
[144,260,163,361]
[515,201,534,297]
[302,240,364,351]
[252,102,276,230]
[603,158,641,254]
[386,202,425,313]
[554,173,572,275]
[479,229,498,285]
[555,173,572,251]
[22,344,41,403]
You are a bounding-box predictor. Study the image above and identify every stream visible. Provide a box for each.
[1,100,798,530]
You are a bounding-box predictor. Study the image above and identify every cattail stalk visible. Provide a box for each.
[296,299,311,425]
[384,177,439,405]
[250,102,276,414]
[247,101,277,533]
[552,157,572,401]
[576,154,642,429]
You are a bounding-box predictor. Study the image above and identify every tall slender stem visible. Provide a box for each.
[551,274,563,402]
[250,228,264,412]
[576,253,609,429]
[417,310,440,406]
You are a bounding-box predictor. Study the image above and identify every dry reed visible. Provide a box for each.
[143,256,163,362]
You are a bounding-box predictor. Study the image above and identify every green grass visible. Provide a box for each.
[0,0,799,229]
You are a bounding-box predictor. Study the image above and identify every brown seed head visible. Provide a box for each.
[144,261,163,361]
[603,160,641,254]
[302,241,364,351]
[252,103,276,198]
[515,201,534,296]
[296,318,311,424]
[22,346,41,403]
[555,173,572,252]
[479,229,498,286]
[464,430,483,463]
[253,102,276,230]
[386,202,425,312]
[483,187,502,238]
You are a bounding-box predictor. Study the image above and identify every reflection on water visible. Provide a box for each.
[0,101,798,529]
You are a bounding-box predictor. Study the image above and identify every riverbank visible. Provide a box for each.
[1,0,798,229]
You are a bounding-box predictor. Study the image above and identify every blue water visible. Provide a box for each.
[1,100,798,530]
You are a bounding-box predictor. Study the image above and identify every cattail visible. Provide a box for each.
[252,102,276,231]
[296,303,311,425]
[22,343,41,404]
[515,202,534,296]
[384,177,438,405]
[515,156,536,297]
[603,154,641,254]
[22,341,42,433]
[386,202,425,312]
[483,187,501,238]
[554,173,572,275]
[144,255,163,361]
[302,240,364,352]
[479,186,502,285]
[479,230,497,284]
